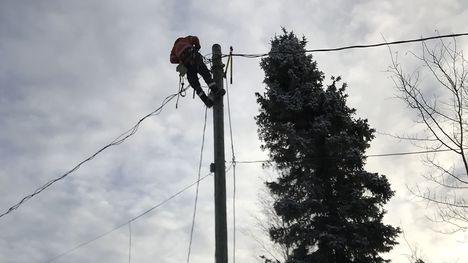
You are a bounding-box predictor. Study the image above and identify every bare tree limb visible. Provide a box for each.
[389,39,468,233]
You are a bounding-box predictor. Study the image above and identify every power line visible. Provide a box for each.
[367,148,454,157]
[42,172,211,263]
[187,107,208,263]
[0,87,190,220]
[128,222,132,263]
[226,32,468,58]
[235,148,457,164]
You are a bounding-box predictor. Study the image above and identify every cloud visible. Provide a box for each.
[1,0,468,262]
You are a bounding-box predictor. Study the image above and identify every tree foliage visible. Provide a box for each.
[256,29,400,263]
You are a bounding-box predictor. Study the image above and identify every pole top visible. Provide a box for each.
[212,44,221,55]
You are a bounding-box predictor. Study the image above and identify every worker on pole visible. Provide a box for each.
[170,35,225,108]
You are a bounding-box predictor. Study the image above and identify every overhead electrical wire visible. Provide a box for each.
[234,148,458,164]
[42,172,211,263]
[0,86,190,220]
[224,32,468,58]
[367,148,455,157]
[128,222,132,263]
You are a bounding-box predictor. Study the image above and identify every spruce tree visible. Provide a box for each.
[256,29,400,263]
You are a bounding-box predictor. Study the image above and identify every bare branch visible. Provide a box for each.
[423,157,468,185]
[389,37,468,233]
[376,130,439,142]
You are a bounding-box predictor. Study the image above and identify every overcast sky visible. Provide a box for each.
[1,1,468,262]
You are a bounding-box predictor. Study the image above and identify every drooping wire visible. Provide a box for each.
[367,148,458,157]
[42,171,211,263]
[187,106,208,263]
[234,148,461,165]
[223,32,468,58]
[225,57,237,263]
[0,85,191,220]
[128,222,132,263]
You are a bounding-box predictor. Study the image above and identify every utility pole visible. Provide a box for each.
[212,44,228,263]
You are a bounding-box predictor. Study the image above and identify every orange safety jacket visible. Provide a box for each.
[170,35,201,64]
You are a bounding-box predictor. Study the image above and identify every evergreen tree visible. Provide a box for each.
[256,29,400,263]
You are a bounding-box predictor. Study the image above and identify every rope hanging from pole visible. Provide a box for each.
[186,107,208,263]
[225,73,237,263]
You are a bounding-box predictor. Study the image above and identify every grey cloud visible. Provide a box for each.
[1,0,468,262]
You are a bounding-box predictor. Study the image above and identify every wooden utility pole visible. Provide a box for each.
[211,44,228,263]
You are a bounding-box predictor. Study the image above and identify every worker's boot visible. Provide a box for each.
[208,82,226,97]
[198,92,214,108]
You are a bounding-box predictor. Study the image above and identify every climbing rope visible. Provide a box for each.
[187,106,209,263]
[225,57,237,263]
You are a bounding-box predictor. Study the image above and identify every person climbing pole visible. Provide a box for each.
[170,35,225,108]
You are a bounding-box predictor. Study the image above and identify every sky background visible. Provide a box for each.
[1,0,468,262]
